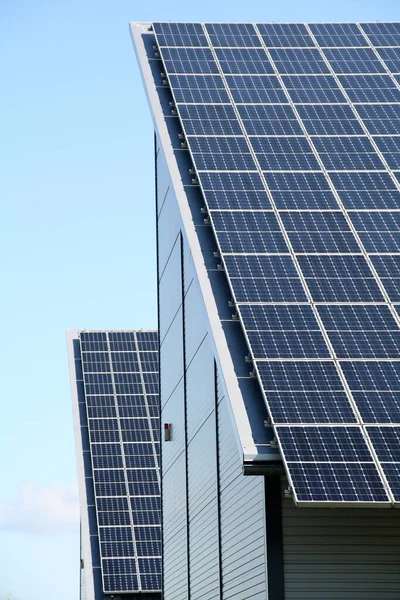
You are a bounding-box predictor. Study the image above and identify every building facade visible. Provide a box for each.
[68,330,161,600]
[132,22,400,599]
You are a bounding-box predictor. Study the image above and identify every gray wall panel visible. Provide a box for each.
[188,414,217,517]
[156,148,183,275]
[160,311,184,406]
[162,379,185,473]
[282,478,400,600]
[159,234,182,341]
[218,393,267,599]
[157,136,188,600]
[184,275,210,366]
[186,338,215,440]
[162,455,188,600]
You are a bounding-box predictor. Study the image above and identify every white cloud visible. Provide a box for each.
[0,481,79,534]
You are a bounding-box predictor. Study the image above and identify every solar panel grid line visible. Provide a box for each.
[133,331,161,490]
[248,358,400,362]
[80,339,140,592]
[152,21,400,504]
[151,22,400,502]
[273,424,391,505]
[259,44,390,177]
[363,424,400,503]
[304,25,400,185]
[160,44,385,51]
[300,25,400,328]
[358,24,400,83]
[103,332,142,593]
[250,26,400,347]
[188,27,372,427]
[79,331,162,593]
[191,42,328,270]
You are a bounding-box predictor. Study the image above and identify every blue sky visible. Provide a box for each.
[0,0,398,598]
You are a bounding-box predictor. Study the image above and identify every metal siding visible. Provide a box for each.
[156,147,183,274]
[160,307,184,404]
[184,276,210,366]
[161,379,185,472]
[162,454,188,600]
[157,135,269,600]
[186,337,215,440]
[188,416,220,599]
[282,478,400,599]
[218,393,268,599]
[184,234,220,599]
[159,234,182,341]
[157,139,189,600]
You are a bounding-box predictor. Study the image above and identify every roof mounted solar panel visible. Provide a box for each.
[150,21,400,507]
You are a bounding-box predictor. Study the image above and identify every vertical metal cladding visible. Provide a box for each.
[156,144,189,600]
[154,133,269,598]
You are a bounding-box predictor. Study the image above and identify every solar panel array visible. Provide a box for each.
[79,331,161,593]
[152,22,400,506]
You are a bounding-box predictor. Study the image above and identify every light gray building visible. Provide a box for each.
[132,21,400,600]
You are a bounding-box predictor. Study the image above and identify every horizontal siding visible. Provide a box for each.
[162,455,188,600]
[282,478,400,600]
[188,438,219,599]
[218,394,267,599]
[185,248,220,600]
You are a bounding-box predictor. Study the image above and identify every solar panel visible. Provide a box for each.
[152,21,400,506]
[75,330,161,594]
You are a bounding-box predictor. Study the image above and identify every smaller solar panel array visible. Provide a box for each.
[152,21,400,506]
[79,331,161,594]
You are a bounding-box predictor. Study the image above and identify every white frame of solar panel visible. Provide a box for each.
[148,21,400,507]
[68,329,96,600]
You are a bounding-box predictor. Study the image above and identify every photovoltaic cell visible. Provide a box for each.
[355,104,400,135]
[323,47,386,74]
[215,47,274,74]
[360,23,400,49]
[276,426,374,462]
[153,21,400,506]
[296,104,364,136]
[237,104,304,136]
[257,23,315,49]
[169,74,230,103]
[376,47,400,73]
[265,391,357,424]
[366,426,400,462]
[286,462,389,503]
[283,74,346,103]
[225,74,287,103]
[205,23,262,48]
[269,48,331,74]
[337,74,400,103]
[153,22,208,47]
[328,171,400,209]
[161,47,219,74]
